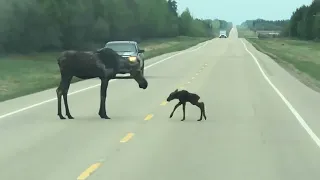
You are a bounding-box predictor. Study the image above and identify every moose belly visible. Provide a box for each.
[73,66,105,79]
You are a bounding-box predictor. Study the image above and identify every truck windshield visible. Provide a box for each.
[105,43,136,52]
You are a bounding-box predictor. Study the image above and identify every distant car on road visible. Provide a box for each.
[104,41,145,76]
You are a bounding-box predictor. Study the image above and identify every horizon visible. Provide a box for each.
[175,0,310,25]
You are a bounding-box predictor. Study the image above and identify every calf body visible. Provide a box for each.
[166,89,207,121]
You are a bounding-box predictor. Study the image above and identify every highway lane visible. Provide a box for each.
[0,35,212,179]
[1,28,320,180]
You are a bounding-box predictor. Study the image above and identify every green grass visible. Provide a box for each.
[236,27,258,38]
[0,36,211,102]
[245,37,320,92]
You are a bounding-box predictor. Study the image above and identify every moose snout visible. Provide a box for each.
[139,79,148,89]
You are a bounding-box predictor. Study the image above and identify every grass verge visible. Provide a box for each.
[236,27,258,38]
[245,37,320,92]
[0,36,211,102]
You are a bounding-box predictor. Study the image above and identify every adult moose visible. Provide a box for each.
[56,47,148,120]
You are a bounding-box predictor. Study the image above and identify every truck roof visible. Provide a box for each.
[106,41,137,44]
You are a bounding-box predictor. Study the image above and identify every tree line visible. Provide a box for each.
[240,19,289,32]
[282,0,320,40]
[0,0,232,54]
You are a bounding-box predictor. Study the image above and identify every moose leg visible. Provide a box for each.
[98,79,110,119]
[56,86,65,120]
[181,102,186,121]
[62,76,73,119]
[56,75,72,119]
[169,101,182,118]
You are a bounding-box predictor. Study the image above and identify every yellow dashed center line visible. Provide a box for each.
[191,77,195,80]
[160,101,167,106]
[144,114,154,120]
[77,163,101,180]
[196,73,199,76]
[120,133,134,143]
[187,81,191,84]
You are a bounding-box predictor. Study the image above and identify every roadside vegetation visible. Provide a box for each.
[0,0,232,102]
[237,0,320,92]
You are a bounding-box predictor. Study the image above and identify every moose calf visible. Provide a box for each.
[166,89,207,121]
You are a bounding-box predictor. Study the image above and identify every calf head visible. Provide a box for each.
[167,89,179,102]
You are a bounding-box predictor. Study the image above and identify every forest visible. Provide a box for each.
[240,19,289,32]
[0,0,232,54]
[283,0,320,40]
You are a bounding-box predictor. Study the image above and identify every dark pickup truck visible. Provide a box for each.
[104,41,145,76]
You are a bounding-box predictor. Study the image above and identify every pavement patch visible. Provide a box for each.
[120,133,134,143]
[77,163,101,180]
[241,39,320,149]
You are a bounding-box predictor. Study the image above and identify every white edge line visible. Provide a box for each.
[240,39,320,148]
[0,41,209,119]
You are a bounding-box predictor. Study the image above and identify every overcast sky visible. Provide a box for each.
[175,0,310,25]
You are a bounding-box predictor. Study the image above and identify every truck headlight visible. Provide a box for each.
[128,56,137,62]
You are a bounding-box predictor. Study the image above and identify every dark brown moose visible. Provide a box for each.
[56,47,148,120]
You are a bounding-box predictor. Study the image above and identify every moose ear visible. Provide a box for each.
[174,89,178,92]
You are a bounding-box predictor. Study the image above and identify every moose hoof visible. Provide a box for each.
[169,114,173,118]
[197,119,202,121]
[101,116,111,119]
[181,119,185,121]
[67,115,74,119]
[99,114,110,119]
[58,115,66,120]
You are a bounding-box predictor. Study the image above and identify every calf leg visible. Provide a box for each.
[195,102,206,121]
[201,102,207,120]
[181,102,186,121]
[170,101,182,118]
[98,78,110,119]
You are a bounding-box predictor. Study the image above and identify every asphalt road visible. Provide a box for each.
[1,28,320,180]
